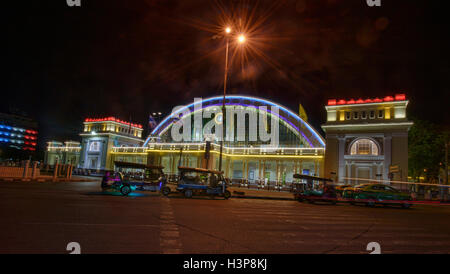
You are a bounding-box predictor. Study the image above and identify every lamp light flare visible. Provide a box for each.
[237,34,246,43]
[225,27,231,34]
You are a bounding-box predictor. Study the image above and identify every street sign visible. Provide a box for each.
[389,165,400,173]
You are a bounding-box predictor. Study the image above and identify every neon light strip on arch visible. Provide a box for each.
[157,103,315,147]
[145,95,325,147]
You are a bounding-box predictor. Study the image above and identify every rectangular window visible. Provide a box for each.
[378,110,384,118]
[361,111,367,119]
[345,112,351,120]
[353,112,359,119]
[89,141,100,152]
[370,110,375,119]
[357,142,370,154]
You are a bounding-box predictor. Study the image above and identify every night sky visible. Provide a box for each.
[4,0,449,151]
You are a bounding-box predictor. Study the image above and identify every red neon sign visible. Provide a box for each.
[327,94,407,106]
[395,94,406,101]
[84,117,143,128]
[328,99,337,106]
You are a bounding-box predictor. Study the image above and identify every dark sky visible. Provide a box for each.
[4,0,450,151]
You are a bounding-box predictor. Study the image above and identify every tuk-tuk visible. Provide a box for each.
[174,167,231,199]
[292,174,337,204]
[101,161,171,196]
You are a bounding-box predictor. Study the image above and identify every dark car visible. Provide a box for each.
[335,184,352,196]
[343,183,412,208]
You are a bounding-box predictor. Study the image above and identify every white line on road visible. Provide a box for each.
[160,198,182,254]
[23,222,159,228]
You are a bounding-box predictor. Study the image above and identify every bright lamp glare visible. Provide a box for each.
[238,35,246,43]
[225,27,231,34]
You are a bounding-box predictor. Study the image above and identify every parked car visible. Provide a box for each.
[335,184,352,196]
[343,183,412,208]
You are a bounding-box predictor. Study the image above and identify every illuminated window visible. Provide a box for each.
[350,139,379,155]
[385,108,391,119]
[89,141,100,152]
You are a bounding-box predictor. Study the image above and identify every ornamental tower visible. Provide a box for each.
[322,94,413,184]
[79,117,144,170]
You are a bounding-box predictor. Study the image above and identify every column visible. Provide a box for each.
[53,163,59,181]
[338,137,346,183]
[314,160,317,177]
[316,160,321,178]
[258,160,262,181]
[276,160,280,189]
[346,162,351,184]
[246,160,250,181]
[384,134,392,181]
[230,160,234,180]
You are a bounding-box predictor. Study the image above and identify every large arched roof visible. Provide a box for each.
[144,95,325,148]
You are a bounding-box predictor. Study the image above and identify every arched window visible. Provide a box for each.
[89,141,100,152]
[350,139,379,155]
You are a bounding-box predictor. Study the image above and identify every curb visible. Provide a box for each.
[0,179,98,183]
[232,195,295,201]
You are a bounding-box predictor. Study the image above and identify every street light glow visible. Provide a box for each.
[237,34,246,44]
[225,27,231,34]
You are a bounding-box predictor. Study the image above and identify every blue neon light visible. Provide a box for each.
[166,102,315,147]
[146,95,325,147]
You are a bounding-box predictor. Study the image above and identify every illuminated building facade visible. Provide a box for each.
[79,118,144,170]
[0,112,38,154]
[322,94,413,183]
[45,117,144,170]
[111,95,326,184]
[45,94,412,185]
[44,141,81,165]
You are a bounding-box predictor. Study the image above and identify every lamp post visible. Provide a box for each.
[218,27,246,173]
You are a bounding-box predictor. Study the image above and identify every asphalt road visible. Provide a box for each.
[1,180,450,254]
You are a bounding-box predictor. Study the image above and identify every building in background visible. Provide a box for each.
[45,94,413,186]
[44,141,81,165]
[322,94,413,183]
[113,95,326,183]
[45,117,144,170]
[0,112,38,159]
[45,96,325,184]
[79,117,144,170]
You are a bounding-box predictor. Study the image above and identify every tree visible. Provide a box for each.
[409,119,448,182]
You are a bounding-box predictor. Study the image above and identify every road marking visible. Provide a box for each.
[23,222,159,228]
[159,198,182,254]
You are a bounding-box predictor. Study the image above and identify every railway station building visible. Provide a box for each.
[45,94,411,185]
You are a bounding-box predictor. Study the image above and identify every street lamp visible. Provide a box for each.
[218,27,246,174]
[237,34,246,44]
